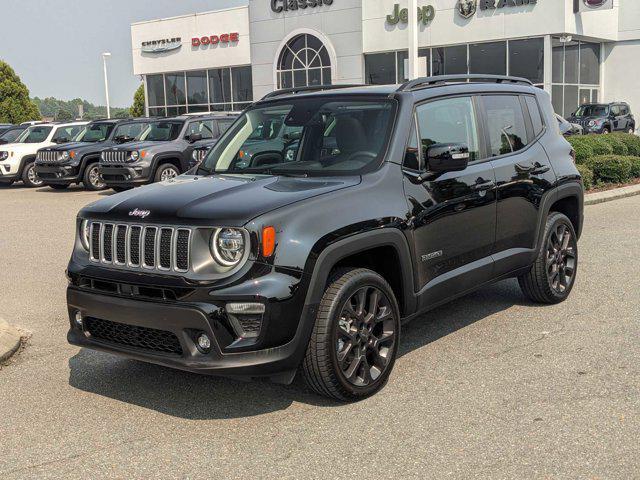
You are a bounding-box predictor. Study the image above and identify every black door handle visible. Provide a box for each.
[516,162,550,175]
[473,178,495,191]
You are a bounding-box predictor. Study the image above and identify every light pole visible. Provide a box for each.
[102,52,112,119]
[407,0,419,81]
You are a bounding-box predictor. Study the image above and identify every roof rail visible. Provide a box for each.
[261,84,364,100]
[397,74,533,92]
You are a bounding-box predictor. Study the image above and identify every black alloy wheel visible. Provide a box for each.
[545,223,577,295]
[303,268,400,401]
[335,286,396,387]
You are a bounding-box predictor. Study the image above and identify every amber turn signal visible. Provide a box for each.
[262,226,276,258]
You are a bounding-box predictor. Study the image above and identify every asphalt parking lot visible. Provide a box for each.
[0,184,639,479]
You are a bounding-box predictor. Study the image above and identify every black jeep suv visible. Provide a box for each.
[568,102,635,134]
[67,76,584,401]
[98,114,237,191]
[35,119,150,190]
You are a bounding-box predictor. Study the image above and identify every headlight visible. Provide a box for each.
[588,120,596,127]
[130,151,140,161]
[192,150,200,161]
[79,219,90,251]
[60,151,70,161]
[285,148,296,162]
[211,228,245,266]
[0,151,7,161]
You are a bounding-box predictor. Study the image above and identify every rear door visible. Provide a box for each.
[403,95,497,304]
[480,94,556,276]
[610,104,622,131]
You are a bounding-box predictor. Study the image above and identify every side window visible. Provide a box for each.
[218,120,234,134]
[610,105,621,116]
[416,96,480,163]
[187,120,214,139]
[482,95,529,157]
[403,120,421,171]
[524,96,544,137]
[620,105,629,115]
[53,126,80,142]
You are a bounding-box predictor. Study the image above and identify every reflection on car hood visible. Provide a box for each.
[81,174,361,226]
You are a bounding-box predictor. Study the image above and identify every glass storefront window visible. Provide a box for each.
[418,48,431,77]
[146,66,253,115]
[552,38,564,84]
[580,43,600,85]
[365,52,397,85]
[147,75,165,107]
[509,38,544,85]
[564,42,579,84]
[186,71,207,105]
[165,73,186,106]
[469,42,506,76]
[276,33,332,89]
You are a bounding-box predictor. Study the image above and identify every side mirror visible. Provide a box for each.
[188,133,203,143]
[426,143,470,173]
[283,131,302,142]
[55,137,70,144]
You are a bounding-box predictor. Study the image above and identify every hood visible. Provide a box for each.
[0,141,50,154]
[81,174,361,226]
[105,141,167,152]
[569,115,604,122]
[42,141,94,152]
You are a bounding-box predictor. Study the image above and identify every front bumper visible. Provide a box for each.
[0,161,21,181]
[66,270,316,382]
[34,163,80,184]
[99,163,151,187]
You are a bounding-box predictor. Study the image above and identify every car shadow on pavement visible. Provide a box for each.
[68,279,531,419]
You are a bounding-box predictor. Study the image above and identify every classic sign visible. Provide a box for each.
[456,0,537,17]
[271,0,333,13]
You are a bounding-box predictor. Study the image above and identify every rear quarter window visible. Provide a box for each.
[524,96,544,137]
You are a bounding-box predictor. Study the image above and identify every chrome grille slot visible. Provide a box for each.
[90,223,101,261]
[143,227,157,268]
[175,229,191,272]
[115,225,127,265]
[102,224,114,263]
[129,226,142,266]
[87,221,192,273]
[159,228,173,270]
[38,151,60,163]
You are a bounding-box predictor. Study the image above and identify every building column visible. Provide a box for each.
[599,42,606,102]
[543,35,553,94]
[142,75,149,117]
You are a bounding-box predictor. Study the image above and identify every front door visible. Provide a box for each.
[403,96,497,307]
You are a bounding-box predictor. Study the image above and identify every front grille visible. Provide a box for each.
[84,317,183,355]
[194,149,208,163]
[89,222,191,273]
[101,150,131,163]
[37,151,62,163]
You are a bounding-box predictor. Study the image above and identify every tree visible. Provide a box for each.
[0,60,41,123]
[130,84,145,118]
[55,108,74,122]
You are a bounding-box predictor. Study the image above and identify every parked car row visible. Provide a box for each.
[0,113,238,190]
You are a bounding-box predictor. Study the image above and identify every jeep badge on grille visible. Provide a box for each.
[129,208,151,219]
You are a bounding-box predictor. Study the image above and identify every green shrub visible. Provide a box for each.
[630,156,640,178]
[601,135,629,156]
[588,135,615,156]
[567,136,594,164]
[584,155,634,184]
[576,164,594,190]
[612,133,640,157]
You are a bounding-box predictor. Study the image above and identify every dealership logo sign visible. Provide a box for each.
[192,32,239,47]
[457,0,537,17]
[386,4,436,25]
[141,38,182,54]
[271,0,333,13]
[584,0,607,7]
[457,0,477,19]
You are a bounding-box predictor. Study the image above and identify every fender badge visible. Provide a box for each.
[421,250,443,262]
[129,208,151,219]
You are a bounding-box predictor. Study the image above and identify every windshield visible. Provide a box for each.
[574,105,609,117]
[0,128,24,143]
[112,122,149,142]
[137,121,183,142]
[199,99,394,176]
[75,123,114,143]
[16,126,53,144]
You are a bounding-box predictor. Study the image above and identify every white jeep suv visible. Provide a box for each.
[0,121,87,187]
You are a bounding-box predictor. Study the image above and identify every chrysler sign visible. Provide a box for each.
[141,38,182,54]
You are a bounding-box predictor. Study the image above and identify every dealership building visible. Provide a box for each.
[131,0,640,119]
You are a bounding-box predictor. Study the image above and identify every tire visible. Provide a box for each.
[49,184,69,190]
[82,163,106,191]
[602,127,611,134]
[518,212,578,304]
[21,162,44,188]
[302,268,400,401]
[154,163,180,183]
[628,127,635,135]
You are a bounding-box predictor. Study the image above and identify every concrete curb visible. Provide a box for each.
[0,318,23,364]
[585,184,640,206]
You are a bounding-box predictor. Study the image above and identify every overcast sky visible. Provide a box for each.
[0,0,247,108]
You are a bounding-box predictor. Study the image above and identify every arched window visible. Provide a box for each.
[277,34,332,89]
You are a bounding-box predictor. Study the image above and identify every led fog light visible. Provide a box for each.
[74,311,83,328]
[226,303,265,339]
[196,333,211,353]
